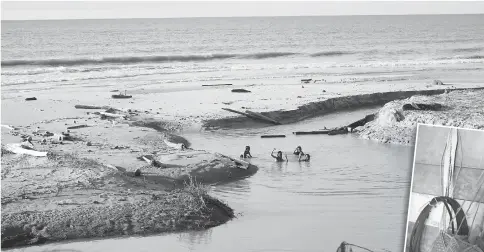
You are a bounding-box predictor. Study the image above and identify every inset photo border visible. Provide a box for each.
[404,124,484,252]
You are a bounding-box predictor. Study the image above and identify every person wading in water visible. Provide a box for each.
[293,146,304,156]
[271,149,288,162]
[298,154,310,162]
[240,146,252,158]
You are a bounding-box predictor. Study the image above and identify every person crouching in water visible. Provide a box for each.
[271,149,288,162]
[240,146,252,158]
[293,146,304,156]
[298,154,310,162]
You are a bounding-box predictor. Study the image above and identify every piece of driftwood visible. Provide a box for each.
[347,113,376,129]
[75,105,110,109]
[222,108,280,125]
[245,110,281,125]
[67,125,90,130]
[202,84,233,87]
[1,125,18,130]
[99,112,125,118]
[222,108,271,123]
[231,88,251,93]
[3,143,47,157]
[112,94,132,99]
[222,108,250,116]
[139,155,164,168]
[327,128,349,135]
[293,130,331,135]
[261,135,286,138]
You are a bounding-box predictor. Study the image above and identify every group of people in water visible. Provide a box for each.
[240,145,310,162]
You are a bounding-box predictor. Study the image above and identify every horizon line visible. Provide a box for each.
[2,12,484,22]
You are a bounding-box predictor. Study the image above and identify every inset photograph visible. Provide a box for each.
[405,124,484,252]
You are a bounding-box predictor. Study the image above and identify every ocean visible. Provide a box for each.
[2,14,484,90]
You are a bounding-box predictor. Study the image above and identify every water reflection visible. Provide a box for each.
[178,229,213,249]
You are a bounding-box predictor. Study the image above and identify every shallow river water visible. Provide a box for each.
[11,108,414,252]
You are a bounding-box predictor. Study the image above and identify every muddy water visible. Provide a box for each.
[11,108,414,252]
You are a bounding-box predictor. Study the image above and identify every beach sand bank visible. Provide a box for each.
[356,88,484,145]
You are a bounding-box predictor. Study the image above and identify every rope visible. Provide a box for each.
[338,242,375,252]
[470,193,483,230]
[439,129,459,231]
[409,196,469,252]
[469,154,484,230]
[456,172,484,234]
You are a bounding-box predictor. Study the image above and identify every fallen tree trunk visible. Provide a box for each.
[67,125,90,130]
[222,108,277,125]
[245,110,281,125]
[99,112,125,118]
[292,130,331,135]
[231,88,251,93]
[261,135,286,138]
[74,105,111,110]
[347,113,376,129]
[3,143,48,157]
[202,84,233,87]
[327,128,349,136]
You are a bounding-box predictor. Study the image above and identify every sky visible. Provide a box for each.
[2,1,484,21]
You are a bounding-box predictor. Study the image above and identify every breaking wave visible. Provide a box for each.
[1,52,304,67]
[452,47,483,53]
[242,52,298,59]
[2,51,364,67]
[1,54,237,67]
[310,51,353,57]
[438,55,484,60]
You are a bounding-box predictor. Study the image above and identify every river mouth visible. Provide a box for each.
[8,107,413,252]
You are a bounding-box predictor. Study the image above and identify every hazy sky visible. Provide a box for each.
[2,1,484,20]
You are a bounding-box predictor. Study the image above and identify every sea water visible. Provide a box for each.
[2,15,484,91]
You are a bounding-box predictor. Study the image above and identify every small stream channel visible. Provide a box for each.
[12,107,414,252]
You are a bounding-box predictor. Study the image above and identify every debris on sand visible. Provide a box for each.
[1,125,19,131]
[261,135,286,138]
[67,125,90,130]
[138,155,165,168]
[2,143,47,157]
[231,88,251,93]
[402,103,443,111]
[202,84,232,87]
[75,105,111,109]
[111,94,132,99]
[111,90,132,99]
[222,108,281,125]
